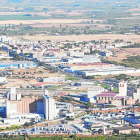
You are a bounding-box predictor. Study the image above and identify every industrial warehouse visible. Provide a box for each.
[59,63,140,76]
[0,61,36,69]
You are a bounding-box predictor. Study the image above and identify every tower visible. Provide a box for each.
[119,81,127,96]
[10,87,16,100]
[43,90,56,120]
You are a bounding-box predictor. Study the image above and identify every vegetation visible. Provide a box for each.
[100,84,110,89]
[102,57,140,68]
[86,102,92,109]
[65,76,80,81]
[122,43,140,48]
[75,112,87,118]
[29,136,106,140]
[122,55,140,68]
[112,88,118,92]
[0,126,21,131]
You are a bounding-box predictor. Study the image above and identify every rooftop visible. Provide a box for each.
[97,92,118,97]
[114,126,138,130]
[115,96,131,100]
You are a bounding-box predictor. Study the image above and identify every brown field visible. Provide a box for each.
[107,48,140,62]
[0,19,88,25]
[127,72,140,76]
[20,34,140,43]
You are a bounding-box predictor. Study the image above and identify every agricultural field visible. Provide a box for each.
[0,0,140,37]
[20,34,140,43]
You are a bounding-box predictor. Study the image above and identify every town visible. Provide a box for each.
[0,35,140,140]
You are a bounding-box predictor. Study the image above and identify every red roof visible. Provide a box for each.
[97,92,118,97]
[34,82,46,86]
[115,96,131,100]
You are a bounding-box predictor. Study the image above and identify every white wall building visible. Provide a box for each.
[43,77,65,83]
[87,86,105,98]
[118,81,127,96]
[87,86,105,103]
[43,90,56,120]
[10,87,16,101]
[133,88,140,101]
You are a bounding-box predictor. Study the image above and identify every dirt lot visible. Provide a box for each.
[20,34,140,43]
[107,48,140,62]
[0,19,89,25]
[0,67,60,88]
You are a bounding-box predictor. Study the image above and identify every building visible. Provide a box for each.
[43,77,65,83]
[0,77,8,86]
[133,88,140,101]
[6,98,41,117]
[0,61,36,69]
[43,90,56,120]
[5,88,72,120]
[6,87,21,101]
[119,81,127,96]
[96,81,135,106]
[113,126,139,134]
[100,50,113,56]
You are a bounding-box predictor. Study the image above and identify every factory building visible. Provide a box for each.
[0,61,36,69]
[119,81,127,96]
[6,87,21,101]
[43,90,56,120]
[96,81,135,106]
[43,77,65,83]
[59,64,140,76]
[5,88,72,120]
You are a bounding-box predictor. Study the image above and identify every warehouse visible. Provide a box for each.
[63,65,140,76]
[84,66,140,76]
[43,77,65,83]
[0,61,36,69]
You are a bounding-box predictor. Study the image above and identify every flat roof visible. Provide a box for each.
[0,61,35,65]
[114,126,138,130]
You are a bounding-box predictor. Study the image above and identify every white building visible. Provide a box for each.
[87,86,105,103]
[43,90,56,120]
[87,86,105,98]
[7,87,21,101]
[133,88,140,101]
[10,87,16,101]
[118,81,127,96]
[43,77,65,83]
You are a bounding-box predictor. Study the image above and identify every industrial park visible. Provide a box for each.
[1,0,140,140]
[0,34,140,140]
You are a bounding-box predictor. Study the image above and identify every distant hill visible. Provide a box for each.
[0,0,44,3]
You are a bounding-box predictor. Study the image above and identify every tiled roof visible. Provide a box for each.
[97,92,118,97]
[34,82,46,86]
[115,96,131,100]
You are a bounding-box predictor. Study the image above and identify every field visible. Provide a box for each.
[0,19,88,25]
[107,48,140,62]
[20,34,140,43]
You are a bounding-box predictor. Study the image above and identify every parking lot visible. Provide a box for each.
[0,124,82,135]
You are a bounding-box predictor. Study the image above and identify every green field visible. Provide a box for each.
[0,15,47,21]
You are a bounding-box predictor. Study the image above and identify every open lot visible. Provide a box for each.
[21,34,140,43]
[108,48,140,62]
[0,19,88,25]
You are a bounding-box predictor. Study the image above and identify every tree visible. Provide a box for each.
[3,133,8,138]
[120,39,123,42]
[107,125,110,128]
[86,102,92,109]
[138,103,140,107]
[130,130,137,137]
[68,97,73,101]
